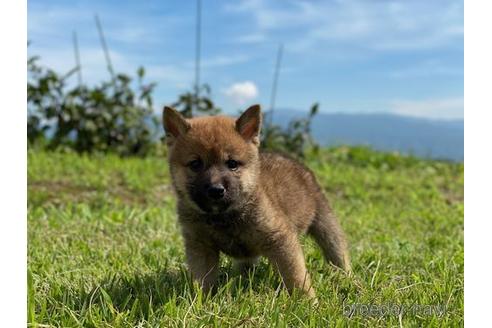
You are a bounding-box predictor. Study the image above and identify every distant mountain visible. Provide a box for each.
[268,110,464,161]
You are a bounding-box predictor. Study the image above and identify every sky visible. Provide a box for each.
[28,0,464,120]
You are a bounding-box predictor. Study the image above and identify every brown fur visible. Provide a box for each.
[163,104,350,298]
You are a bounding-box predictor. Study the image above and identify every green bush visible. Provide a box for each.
[28,56,159,156]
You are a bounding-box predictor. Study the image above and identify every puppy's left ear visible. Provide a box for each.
[236,104,262,146]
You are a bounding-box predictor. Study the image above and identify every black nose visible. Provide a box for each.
[207,184,226,200]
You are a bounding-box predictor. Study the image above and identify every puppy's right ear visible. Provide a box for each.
[162,106,190,144]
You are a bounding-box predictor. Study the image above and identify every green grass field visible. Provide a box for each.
[27,147,464,327]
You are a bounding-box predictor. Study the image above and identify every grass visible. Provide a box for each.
[28,147,464,327]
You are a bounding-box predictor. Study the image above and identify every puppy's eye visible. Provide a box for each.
[226,159,239,171]
[188,159,203,172]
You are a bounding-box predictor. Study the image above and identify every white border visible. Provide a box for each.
[464,0,492,326]
[0,0,27,325]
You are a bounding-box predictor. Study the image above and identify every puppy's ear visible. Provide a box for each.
[162,106,190,144]
[236,104,262,145]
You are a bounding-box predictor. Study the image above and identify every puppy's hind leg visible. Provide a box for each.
[308,201,351,273]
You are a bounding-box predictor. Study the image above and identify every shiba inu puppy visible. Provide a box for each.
[163,104,350,298]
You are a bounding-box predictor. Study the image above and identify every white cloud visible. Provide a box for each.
[226,0,463,53]
[389,97,464,120]
[223,81,259,106]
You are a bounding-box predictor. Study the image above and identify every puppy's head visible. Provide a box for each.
[163,105,262,213]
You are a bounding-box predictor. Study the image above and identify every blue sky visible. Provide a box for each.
[28,0,463,119]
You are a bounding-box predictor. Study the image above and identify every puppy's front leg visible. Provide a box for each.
[184,240,219,294]
[265,233,316,299]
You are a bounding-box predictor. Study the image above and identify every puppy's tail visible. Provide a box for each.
[308,201,351,273]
